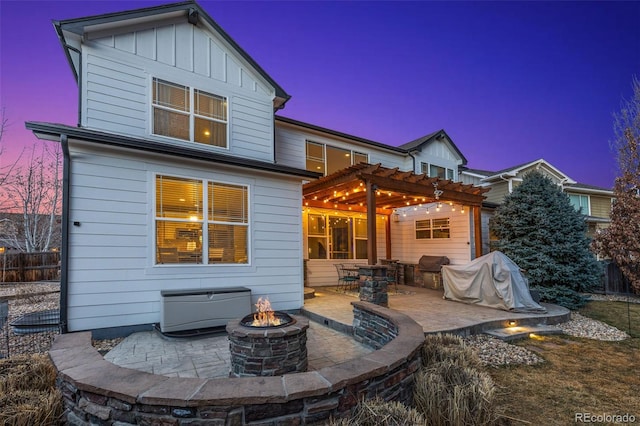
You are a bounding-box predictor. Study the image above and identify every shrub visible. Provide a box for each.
[413,359,496,426]
[328,397,425,426]
[421,333,481,369]
[0,354,63,425]
[532,285,590,310]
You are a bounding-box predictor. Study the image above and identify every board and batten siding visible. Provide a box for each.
[81,20,276,163]
[65,140,304,332]
[389,204,472,265]
[411,139,463,178]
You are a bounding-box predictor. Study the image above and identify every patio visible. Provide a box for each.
[303,285,569,335]
[104,285,569,379]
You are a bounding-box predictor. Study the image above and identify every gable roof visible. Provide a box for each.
[467,159,575,184]
[398,130,468,165]
[53,0,290,108]
[461,159,614,193]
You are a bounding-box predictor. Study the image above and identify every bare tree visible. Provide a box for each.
[592,77,640,293]
[1,142,62,252]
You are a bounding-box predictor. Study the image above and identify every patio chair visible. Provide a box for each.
[335,264,359,292]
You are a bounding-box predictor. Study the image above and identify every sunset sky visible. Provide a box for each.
[1,1,639,188]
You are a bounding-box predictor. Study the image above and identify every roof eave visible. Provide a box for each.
[26,122,320,180]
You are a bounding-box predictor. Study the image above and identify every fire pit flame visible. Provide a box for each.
[252,297,281,327]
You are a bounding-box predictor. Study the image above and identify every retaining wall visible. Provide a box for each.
[49,301,425,425]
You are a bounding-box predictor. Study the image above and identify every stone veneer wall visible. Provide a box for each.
[49,301,425,425]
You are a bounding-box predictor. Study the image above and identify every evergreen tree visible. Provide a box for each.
[490,171,601,308]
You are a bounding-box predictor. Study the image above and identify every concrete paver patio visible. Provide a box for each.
[105,284,569,379]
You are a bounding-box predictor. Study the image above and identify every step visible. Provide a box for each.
[303,287,316,300]
[484,324,564,341]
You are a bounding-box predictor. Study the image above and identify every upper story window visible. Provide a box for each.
[306,141,368,176]
[152,78,228,148]
[421,162,455,180]
[415,218,451,239]
[569,194,590,215]
[155,174,248,265]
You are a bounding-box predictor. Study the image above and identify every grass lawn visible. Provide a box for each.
[489,301,640,425]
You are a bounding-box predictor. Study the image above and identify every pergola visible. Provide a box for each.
[302,163,490,265]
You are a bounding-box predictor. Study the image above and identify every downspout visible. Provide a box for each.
[63,43,83,127]
[59,135,70,333]
[407,151,417,173]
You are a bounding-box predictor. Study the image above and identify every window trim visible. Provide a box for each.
[415,217,451,240]
[420,162,455,181]
[153,173,250,267]
[568,193,591,215]
[306,213,368,260]
[151,77,229,150]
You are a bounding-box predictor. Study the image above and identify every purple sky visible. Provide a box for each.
[2,1,639,188]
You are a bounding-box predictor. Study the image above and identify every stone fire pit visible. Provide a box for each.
[226,299,309,377]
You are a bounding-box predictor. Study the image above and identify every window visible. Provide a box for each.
[420,162,455,180]
[415,218,450,239]
[307,214,367,259]
[155,175,248,265]
[307,214,327,259]
[569,194,590,214]
[354,218,368,259]
[305,141,369,175]
[152,78,228,148]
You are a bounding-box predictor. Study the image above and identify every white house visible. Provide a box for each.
[27,1,487,337]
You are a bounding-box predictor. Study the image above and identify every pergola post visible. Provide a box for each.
[473,205,483,259]
[366,180,377,265]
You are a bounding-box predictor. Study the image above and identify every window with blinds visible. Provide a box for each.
[152,78,228,148]
[155,175,249,265]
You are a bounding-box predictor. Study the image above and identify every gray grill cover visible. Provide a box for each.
[442,251,546,313]
[418,255,450,273]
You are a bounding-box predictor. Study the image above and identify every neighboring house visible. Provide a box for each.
[26,1,487,336]
[460,158,614,254]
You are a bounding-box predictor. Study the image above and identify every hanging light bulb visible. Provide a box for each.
[461,206,465,214]
[436,203,442,211]
[452,205,456,212]
[426,208,430,214]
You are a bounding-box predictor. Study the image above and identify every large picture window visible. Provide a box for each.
[307,214,367,260]
[306,141,368,175]
[153,78,228,148]
[155,175,248,265]
[416,218,450,240]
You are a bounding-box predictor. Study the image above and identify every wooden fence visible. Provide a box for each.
[0,252,61,283]
[599,261,632,295]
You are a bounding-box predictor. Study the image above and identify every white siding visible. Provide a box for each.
[65,140,304,332]
[411,139,462,179]
[389,204,472,265]
[82,20,276,163]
